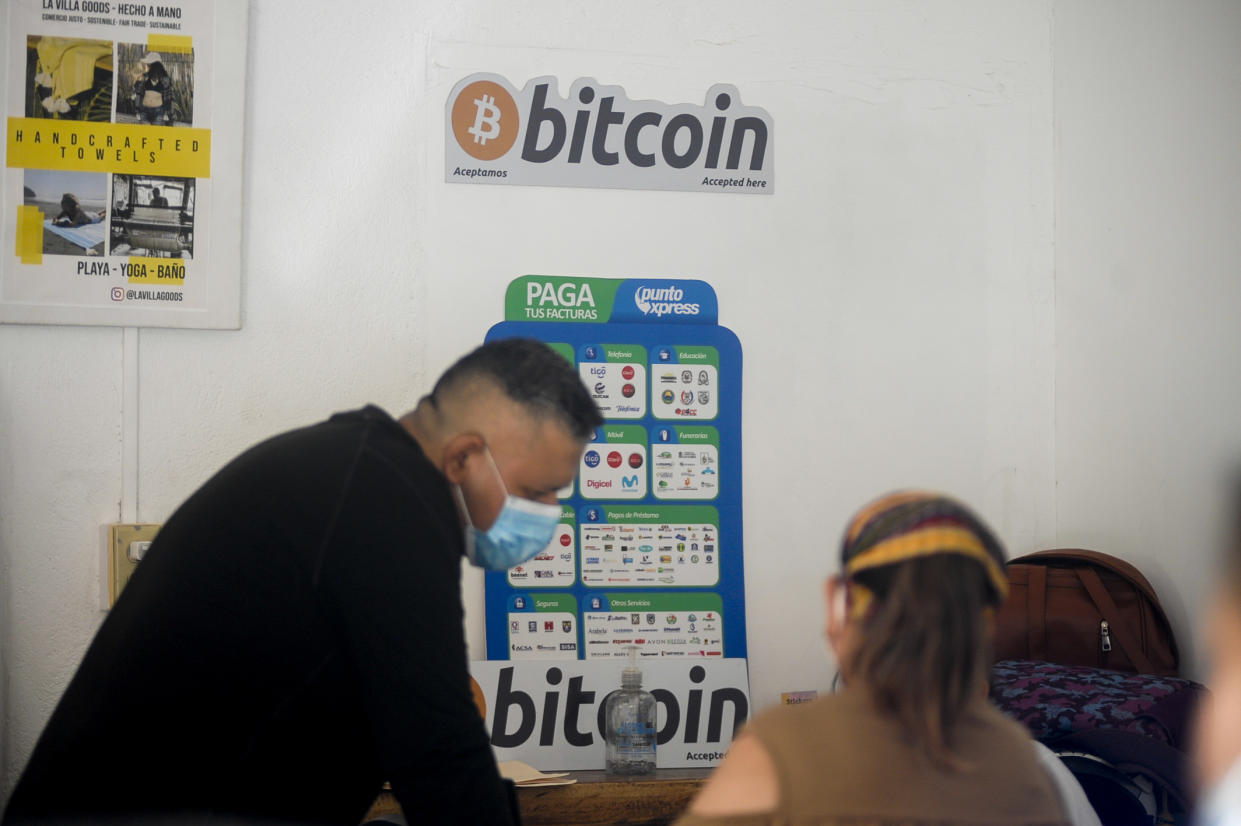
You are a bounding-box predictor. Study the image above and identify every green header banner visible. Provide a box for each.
[596,505,720,525]
[597,592,724,612]
[505,276,719,325]
[528,594,578,613]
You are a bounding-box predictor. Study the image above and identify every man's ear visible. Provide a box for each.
[441,432,485,484]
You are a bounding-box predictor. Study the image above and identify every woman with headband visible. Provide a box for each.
[676,492,1073,826]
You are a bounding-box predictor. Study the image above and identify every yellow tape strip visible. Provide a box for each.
[848,582,874,619]
[126,256,186,284]
[148,35,194,54]
[845,490,939,544]
[16,205,44,265]
[6,118,210,178]
[844,526,1009,599]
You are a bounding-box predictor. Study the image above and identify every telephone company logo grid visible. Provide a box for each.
[506,343,726,662]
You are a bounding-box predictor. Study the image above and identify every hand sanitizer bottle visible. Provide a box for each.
[605,645,657,775]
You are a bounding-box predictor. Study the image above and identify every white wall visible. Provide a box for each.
[1054,0,1241,678]
[0,0,1237,805]
[419,0,1056,717]
[1,326,125,801]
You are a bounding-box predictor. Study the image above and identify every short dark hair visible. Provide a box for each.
[433,338,602,440]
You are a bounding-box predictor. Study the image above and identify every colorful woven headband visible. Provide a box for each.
[841,491,1009,604]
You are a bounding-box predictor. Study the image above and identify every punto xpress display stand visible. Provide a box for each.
[483,276,746,664]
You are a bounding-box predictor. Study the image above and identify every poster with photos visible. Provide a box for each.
[1,0,247,328]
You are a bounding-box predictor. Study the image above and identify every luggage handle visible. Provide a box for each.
[1075,567,1157,675]
[1011,549,1163,610]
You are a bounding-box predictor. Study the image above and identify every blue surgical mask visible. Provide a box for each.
[454,448,563,571]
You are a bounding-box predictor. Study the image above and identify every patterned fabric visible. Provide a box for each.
[989,659,1205,747]
[841,491,1009,604]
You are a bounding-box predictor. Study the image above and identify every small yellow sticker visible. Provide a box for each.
[126,256,186,285]
[148,35,193,55]
[780,691,818,706]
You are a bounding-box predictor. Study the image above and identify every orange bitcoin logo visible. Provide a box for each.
[469,675,488,720]
[451,80,520,161]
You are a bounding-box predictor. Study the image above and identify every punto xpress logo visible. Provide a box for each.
[634,285,700,318]
[447,74,774,194]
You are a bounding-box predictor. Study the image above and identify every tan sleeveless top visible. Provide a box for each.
[675,689,1068,826]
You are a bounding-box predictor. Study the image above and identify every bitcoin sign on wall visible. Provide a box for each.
[445,74,774,194]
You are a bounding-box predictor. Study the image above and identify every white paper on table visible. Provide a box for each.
[497,760,577,787]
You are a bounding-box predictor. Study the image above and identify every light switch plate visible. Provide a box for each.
[107,523,161,607]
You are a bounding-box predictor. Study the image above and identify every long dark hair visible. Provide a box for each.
[844,556,992,769]
[839,493,1007,769]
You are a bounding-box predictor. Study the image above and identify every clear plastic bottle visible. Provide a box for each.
[604,646,657,775]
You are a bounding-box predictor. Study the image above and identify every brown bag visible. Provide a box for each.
[994,549,1179,676]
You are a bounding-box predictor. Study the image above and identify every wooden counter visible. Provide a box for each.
[366,768,709,825]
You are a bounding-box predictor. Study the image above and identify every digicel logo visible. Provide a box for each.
[448,75,771,174]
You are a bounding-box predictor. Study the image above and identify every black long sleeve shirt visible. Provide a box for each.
[4,406,515,825]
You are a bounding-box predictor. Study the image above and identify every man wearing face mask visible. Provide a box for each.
[3,338,601,826]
